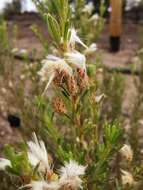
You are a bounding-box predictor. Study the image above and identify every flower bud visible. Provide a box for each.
[119,144,133,162]
[121,170,134,187]
[82,2,94,15]
[84,43,97,55]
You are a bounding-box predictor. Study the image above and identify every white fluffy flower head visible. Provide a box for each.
[59,160,86,189]
[82,2,94,14]
[90,13,99,20]
[84,43,97,55]
[121,170,134,186]
[0,158,11,170]
[69,28,87,49]
[27,133,50,173]
[89,14,99,26]
[21,181,60,190]
[65,51,86,71]
[38,55,73,91]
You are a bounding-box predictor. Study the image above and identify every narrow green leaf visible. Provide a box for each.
[45,13,61,45]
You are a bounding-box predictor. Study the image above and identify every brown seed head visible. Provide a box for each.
[53,69,68,87]
[52,97,67,114]
[62,184,74,190]
[77,68,89,90]
[66,76,78,95]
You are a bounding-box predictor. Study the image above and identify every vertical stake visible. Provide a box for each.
[109,0,122,52]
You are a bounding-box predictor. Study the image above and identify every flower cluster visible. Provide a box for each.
[0,133,86,190]
[38,28,96,94]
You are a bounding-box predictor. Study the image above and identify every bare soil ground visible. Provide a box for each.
[0,13,141,149]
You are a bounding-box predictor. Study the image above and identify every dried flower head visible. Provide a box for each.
[66,76,78,95]
[121,170,134,187]
[53,70,69,87]
[77,68,89,90]
[59,160,86,190]
[38,55,73,92]
[119,144,133,162]
[52,97,67,114]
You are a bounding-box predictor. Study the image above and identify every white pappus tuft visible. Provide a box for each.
[59,160,86,189]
